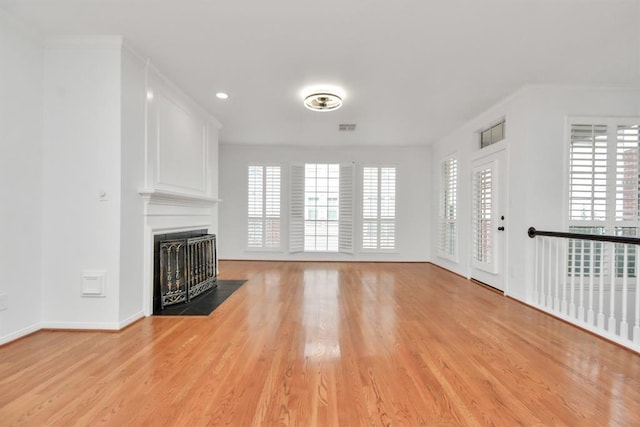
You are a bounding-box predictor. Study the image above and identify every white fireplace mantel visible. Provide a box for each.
[139,188,220,216]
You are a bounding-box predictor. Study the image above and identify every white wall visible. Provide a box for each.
[42,37,123,328]
[430,87,530,296]
[118,45,146,326]
[430,85,640,302]
[0,23,220,339]
[0,10,44,344]
[517,86,640,301]
[219,144,431,262]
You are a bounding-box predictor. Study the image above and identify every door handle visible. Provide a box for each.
[498,226,505,231]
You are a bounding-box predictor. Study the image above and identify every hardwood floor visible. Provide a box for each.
[1,261,639,426]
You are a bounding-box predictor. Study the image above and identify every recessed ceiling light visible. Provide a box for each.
[216,92,229,100]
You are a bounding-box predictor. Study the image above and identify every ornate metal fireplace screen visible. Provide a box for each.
[159,234,217,308]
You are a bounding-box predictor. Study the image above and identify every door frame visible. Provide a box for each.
[470,146,509,293]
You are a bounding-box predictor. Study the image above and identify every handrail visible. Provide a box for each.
[528,227,640,245]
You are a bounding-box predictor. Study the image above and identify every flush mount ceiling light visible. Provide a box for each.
[216,92,229,100]
[304,92,342,111]
[301,85,345,112]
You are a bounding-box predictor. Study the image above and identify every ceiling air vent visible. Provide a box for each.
[338,124,356,131]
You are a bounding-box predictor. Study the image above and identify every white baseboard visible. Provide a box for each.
[40,321,121,330]
[1,314,148,346]
[119,311,145,329]
[0,323,42,346]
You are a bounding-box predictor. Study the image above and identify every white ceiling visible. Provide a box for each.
[2,0,639,146]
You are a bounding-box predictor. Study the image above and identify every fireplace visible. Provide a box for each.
[153,229,217,314]
[139,188,220,316]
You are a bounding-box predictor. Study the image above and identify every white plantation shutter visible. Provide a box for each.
[362,167,378,249]
[289,164,305,253]
[380,167,396,250]
[362,166,396,250]
[265,166,281,248]
[616,125,640,223]
[339,163,355,253]
[247,165,281,249]
[566,120,640,278]
[472,164,496,273]
[567,119,640,278]
[247,166,264,248]
[439,157,457,257]
[614,125,640,276]
[569,124,608,222]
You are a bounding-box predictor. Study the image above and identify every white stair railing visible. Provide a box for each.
[529,227,640,353]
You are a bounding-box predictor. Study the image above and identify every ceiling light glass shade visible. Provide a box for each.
[216,92,229,99]
[303,92,343,112]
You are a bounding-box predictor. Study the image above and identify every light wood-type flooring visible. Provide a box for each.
[1,261,639,426]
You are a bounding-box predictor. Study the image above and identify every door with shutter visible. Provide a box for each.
[470,149,507,291]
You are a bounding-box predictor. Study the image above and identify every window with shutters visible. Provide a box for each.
[362,166,396,251]
[247,165,281,249]
[568,119,640,276]
[304,164,340,251]
[439,156,457,259]
[289,163,354,254]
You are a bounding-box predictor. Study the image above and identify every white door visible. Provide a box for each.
[471,150,507,291]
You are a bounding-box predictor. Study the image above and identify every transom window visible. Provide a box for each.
[480,121,505,149]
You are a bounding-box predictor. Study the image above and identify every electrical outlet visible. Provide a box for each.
[0,293,7,311]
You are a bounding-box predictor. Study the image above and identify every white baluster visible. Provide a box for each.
[534,237,540,305]
[578,240,585,321]
[554,239,560,311]
[570,239,576,318]
[634,245,640,345]
[546,238,552,308]
[561,238,568,315]
[587,240,595,325]
[597,240,605,329]
[540,237,546,307]
[620,245,629,340]
[608,242,617,335]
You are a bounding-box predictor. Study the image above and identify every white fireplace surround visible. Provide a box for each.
[140,189,220,316]
[139,60,221,317]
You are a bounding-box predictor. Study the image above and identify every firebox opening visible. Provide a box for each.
[153,229,217,314]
